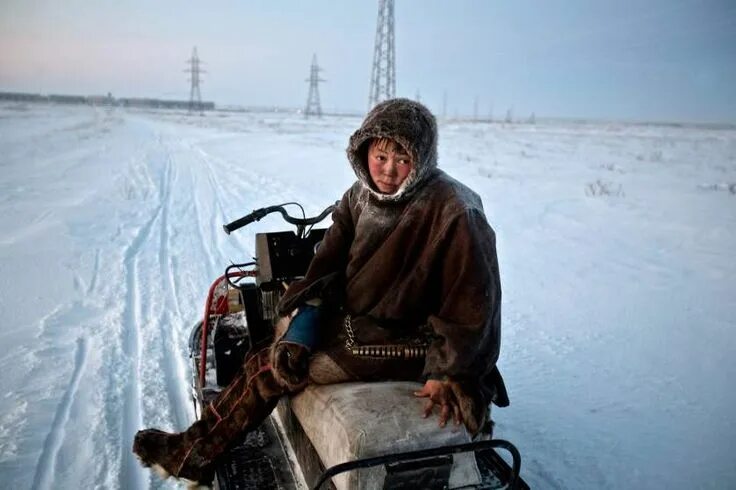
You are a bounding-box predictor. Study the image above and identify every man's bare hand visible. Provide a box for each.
[413,379,462,428]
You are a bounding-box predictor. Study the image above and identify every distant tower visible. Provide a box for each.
[473,96,479,122]
[305,54,325,118]
[442,91,448,119]
[368,0,396,110]
[185,47,205,115]
[415,89,421,103]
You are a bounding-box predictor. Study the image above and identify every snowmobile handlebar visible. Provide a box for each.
[222,202,337,235]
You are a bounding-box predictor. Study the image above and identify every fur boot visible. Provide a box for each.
[132,349,286,487]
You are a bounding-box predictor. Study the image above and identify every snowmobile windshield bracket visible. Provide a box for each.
[223,202,337,235]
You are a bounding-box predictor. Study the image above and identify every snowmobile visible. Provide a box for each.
[187,202,529,489]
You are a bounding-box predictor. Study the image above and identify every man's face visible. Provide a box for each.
[367,138,414,194]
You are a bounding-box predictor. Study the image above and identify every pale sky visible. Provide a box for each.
[1,0,735,123]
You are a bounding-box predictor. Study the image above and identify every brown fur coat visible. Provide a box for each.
[277,99,508,410]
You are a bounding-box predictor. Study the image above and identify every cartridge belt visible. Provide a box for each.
[343,313,428,359]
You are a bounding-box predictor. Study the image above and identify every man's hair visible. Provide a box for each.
[369,137,410,155]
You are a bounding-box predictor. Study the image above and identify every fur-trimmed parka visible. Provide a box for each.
[278,98,508,411]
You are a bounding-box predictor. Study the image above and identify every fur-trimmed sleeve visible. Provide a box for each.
[276,186,355,316]
[423,208,501,383]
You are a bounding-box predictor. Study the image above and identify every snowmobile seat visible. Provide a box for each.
[279,381,483,490]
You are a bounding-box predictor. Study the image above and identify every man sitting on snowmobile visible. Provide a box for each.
[133,98,508,486]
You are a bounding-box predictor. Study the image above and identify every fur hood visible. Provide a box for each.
[347,98,438,202]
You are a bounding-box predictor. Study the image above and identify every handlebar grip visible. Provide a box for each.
[222,208,269,234]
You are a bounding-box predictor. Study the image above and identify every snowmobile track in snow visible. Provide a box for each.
[116,140,198,488]
[190,157,220,279]
[86,248,101,296]
[155,147,190,432]
[120,207,161,490]
[31,337,89,490]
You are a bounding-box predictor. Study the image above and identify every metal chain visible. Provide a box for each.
[344,313,356,351]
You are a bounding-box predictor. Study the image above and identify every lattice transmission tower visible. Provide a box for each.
[185,46,205,115]
[304,54,325,118]
[368,0,395,110]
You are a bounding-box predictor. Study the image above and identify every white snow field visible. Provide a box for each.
[0,103,734,489]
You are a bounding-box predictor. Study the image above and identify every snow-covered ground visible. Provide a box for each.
[0,103,734,489]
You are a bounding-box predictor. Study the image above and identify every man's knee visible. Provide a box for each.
[270,341,310,392]
[308,353,352,385]
[270,313,352,389]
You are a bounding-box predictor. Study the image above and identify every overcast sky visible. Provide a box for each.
[1,0,735,123]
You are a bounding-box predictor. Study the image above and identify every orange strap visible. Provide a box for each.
[177,357,273,477]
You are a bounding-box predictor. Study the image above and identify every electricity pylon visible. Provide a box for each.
[505,107,514,124]
[368,0,395,110]
[185,47,205,115]
[305,54,325,118]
